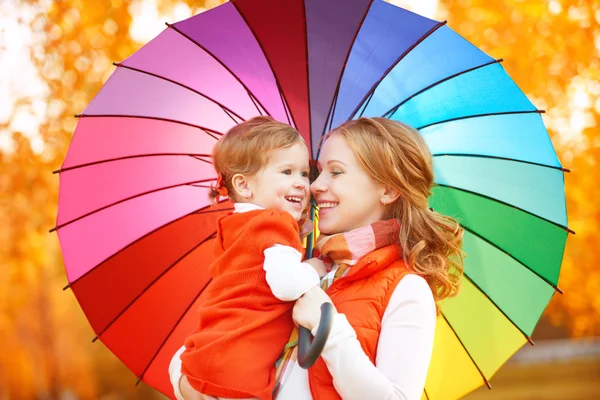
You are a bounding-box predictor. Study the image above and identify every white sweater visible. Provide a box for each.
[169,204,436,400]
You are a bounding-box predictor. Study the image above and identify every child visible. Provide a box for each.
[179,117,325,400]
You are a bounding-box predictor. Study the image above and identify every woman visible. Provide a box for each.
[169,117,464,400]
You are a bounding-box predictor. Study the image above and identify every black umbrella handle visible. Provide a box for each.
[298,302,334,369]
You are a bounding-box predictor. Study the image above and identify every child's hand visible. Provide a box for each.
[298,209,314,240]
[304,257,327,278]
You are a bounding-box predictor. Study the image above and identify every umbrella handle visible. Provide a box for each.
[298,303,334,369]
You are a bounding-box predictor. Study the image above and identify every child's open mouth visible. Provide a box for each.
[285,196,303,207]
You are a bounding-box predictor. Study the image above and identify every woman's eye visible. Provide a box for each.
[331,170,343,176]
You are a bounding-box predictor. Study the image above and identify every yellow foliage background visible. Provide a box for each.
[1,0,598,398]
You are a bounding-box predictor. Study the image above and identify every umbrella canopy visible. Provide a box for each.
[55,0,570,399]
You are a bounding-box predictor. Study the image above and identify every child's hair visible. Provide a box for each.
[325,118,464,307]
[210,116,305,202]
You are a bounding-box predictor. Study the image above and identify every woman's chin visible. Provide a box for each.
[319,228,333,235]
[317,219,342,236]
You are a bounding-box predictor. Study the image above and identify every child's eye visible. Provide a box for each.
[301,171,309,178]
[282,169,292,175]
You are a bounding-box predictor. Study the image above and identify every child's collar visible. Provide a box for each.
[233,202,264,213]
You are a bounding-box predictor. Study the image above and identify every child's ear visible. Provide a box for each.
[231,173,252,199]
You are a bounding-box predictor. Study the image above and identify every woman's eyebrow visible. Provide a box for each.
[327,160,347,166]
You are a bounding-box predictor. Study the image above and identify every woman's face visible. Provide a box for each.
[311,134,387,235]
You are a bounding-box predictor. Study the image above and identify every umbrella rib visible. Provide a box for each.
[357,91,375,119]
[192,207,233,215]
[440,313,492,390]
[416,110,545,130]
[247,91,264,116]
[383,58,502,118]
[230,0,298,130]
[167,23,273,118]
[276,80,293,126]
[423,388,430,400]
[315,89,340,160]
[462,274,535,345]
[432,153,569,173]
[222,106,242,125]
[50,178,216,233]
[301,0,313,152]
[74,114,224,139]
[435,183,574,236]
[114,63,246,123]
[53,153,212,174]
[348,20,448,121]
[327,89,340,134]
[191,155,213,164]
[317,0,374,143]
[460,224,564,294]
[63,203,232,289]
[92,232,217,343]
[137,275,214,385]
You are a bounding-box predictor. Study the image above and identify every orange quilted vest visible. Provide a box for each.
[308,244,412,400]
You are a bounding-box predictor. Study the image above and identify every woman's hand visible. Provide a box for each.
[293,286,337,331]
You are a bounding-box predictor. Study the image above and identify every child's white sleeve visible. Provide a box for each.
[168,345,186,400]
[263,244,320,301]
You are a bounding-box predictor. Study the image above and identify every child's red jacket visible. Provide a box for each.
[181,209,303,400]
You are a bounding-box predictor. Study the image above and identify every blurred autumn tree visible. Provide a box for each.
[1,0,598,399]
[0,0,222,399]
[438,0,600,337]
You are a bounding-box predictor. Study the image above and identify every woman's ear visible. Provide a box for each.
[380,185,401,205]
[231,173,252,199]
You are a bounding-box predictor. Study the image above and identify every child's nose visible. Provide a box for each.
[294,178,307,188]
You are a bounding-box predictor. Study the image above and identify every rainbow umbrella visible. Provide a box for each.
[54,0,570,398]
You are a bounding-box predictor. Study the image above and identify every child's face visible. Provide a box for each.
[247,142,310,221]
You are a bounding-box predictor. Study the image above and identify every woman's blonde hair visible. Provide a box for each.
[326,117,464,306]
[210,116,305,202]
